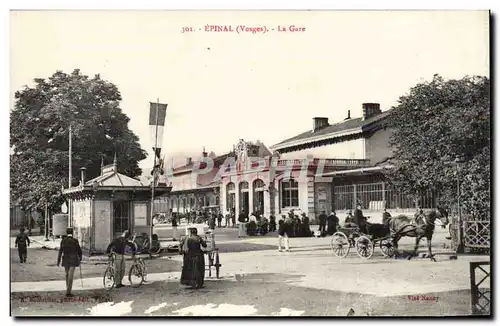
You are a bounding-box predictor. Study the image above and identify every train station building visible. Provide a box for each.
[155,102,436,223]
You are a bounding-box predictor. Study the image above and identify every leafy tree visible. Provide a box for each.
[10,69,147,212]
[385,74,490,219]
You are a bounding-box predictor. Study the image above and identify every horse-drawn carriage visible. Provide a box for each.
[331,222,396,259]
[331,208,449,261]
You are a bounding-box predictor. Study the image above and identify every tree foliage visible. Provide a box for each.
[385,74,490,219]
[10,69,147,212]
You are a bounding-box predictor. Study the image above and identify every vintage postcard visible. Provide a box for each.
[9,9,491,317]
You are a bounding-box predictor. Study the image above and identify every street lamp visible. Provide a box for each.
[454,155,466,253]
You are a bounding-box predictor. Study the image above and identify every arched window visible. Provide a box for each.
[239,181,250,215]
[226,182,236,212]
[253,179,265,190]
[281,178,299,208]
[239,181,249,192]
[253,179,265,214]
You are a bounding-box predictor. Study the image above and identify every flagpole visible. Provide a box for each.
[68,123,72,227]
[150,98,160,253]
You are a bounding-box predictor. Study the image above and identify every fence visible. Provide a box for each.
[333,182,437,211]
[464,220,490,249]
[470,261,490,315]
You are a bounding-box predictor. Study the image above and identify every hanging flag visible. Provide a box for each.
[149,102,168,159]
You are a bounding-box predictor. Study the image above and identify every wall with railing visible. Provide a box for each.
[333,182,438,212]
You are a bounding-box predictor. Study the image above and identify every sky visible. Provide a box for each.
[10,10,489,171]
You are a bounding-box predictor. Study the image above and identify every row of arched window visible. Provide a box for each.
[226,178,299,211]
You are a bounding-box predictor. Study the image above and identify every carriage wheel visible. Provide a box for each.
[380,238,396,258]
[355,235,374,260]
[103,266,115,291]
[128,264,144,288]
[331,232,350,258]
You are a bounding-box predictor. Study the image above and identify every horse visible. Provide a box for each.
[385,207,449,262]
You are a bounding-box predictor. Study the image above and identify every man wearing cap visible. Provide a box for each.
[15,227,30,263]
[106,230,136,288]
[57,227,83,297]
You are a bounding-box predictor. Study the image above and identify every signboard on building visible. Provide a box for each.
[134,203,147,226]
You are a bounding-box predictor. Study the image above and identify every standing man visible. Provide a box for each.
[354,204,367,234]
[318,211,327,235]
[172,213,178,241]
[106,230,136,288]
[15,227,30,263]
[225,210,231,227]
[327,211,339,236]
[56,228,82,297]
[238,211,248,238]
[301,213,311,237]
[231,209,236,228]
[217,211,223,228]
[277,216,286,252]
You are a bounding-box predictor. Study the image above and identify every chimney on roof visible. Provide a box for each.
[362,103,382,120]
[186,157,192,165]
[344,110,351,120]
[80,167,87,184]
[312,117,329,132]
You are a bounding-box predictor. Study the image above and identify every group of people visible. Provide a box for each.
[276,210,312,252]
[317,211,340,236]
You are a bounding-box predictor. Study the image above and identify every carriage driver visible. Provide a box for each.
[353,205,368,234]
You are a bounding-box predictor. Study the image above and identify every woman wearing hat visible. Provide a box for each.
[57,227,82,297]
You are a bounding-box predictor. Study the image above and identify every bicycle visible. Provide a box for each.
[128,255,147,288]
[127,233,162,256]
[103,252,116,291]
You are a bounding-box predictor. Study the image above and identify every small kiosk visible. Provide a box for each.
[62,158,172,255]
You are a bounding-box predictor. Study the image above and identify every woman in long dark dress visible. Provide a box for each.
[180,228,207,289]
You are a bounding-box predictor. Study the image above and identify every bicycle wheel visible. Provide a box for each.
[103,266,115,291]
[150,240,161,255]
[128,263,144,288]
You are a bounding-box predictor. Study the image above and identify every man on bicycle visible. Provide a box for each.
[106,230,136,288]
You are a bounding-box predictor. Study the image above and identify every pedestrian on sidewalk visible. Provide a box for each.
[318,211,327,236]
[225,211,231,227]
[269,215,277,232]
[238,211,248,238]
[179,227,207,289]
[56,228,82,297]
[106,230,136,288]
[172,214,178,241]
[231,210,236,228]
[327,211,339,236]
[217,211,223,228]
[15,227,30,263]
[277,215,290,252]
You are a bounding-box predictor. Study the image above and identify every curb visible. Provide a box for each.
[31,239,60,250]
